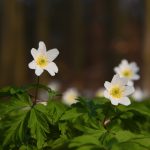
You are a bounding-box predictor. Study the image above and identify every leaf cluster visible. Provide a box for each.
[0,86,150,150]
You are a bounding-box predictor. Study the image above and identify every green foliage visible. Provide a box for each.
[28,104,50,149]
[0,86,150,150]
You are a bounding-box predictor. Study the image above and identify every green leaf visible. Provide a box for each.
[114,130,137,143]
[76,145,104,150]
[69,134,101,148]
[3,93,32,115]
[47,135,68,149]
[60,107,82,121]
[58,122,68,135]
[0,86,12,97]
[0,86,24,97]
[28,104,50,149]
[110,130,150,149]
[47,100,66,124]
[19,145,38,150]
[118,102,150,117]
[3,110,30,146]
[74,124,105,135]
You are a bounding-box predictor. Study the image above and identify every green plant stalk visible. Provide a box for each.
[33,76,40,105]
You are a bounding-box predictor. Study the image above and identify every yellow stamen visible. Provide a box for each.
[121,69,133,78]
[109,86,123,99]
[36,55,48,68]
[67,94,76,102]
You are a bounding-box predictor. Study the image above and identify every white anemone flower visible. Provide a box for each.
[62,88,79,106]
[38,101,47,106]
[132,87,147,102]
[39,81,60,100]
[104,74,135,106]
[48,81,60,91]
[28,41,59,76]
[95,88,105,97]
[114,59,140,86]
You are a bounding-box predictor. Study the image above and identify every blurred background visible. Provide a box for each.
[0,0,150,95]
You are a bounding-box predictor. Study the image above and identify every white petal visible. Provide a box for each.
[31,48,38,59]
[132,74,140,80]
[124,86,135,96]
[28,60,36,69]
[110,98,119,105]
[104,81,111,90]
[132,88,144,101]
[119,77,128,86]
[114,67,119,73]
[119,97,131,106]
[49,71,55,76]
[45,67,55,76]
[127,81,134,86]
[121,59,128,65]
[35,68,43,76]
[45,62,58,76]
[47,48,59,62]
[48,62,58,72]
[104,90,109,99]
[38,41,46,53]
[111,74,120,84]
[130,62,139,72]
[112,73,128,86]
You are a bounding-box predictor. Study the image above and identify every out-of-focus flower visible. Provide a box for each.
[62,88,79,106]
[114,59,140,86]
[48,81,60,91]
[38,101,47,106]
[28,41,59,76]
[104,74,134,106]
[95,88,105,97]
[39,81,60,101]
[39,80,61,101]
[132,87,147,102]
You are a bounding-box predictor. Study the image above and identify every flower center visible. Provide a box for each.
[109,86,123,99]
[121,69,133,78]
[67,94,76,102]
[36,55,48,68]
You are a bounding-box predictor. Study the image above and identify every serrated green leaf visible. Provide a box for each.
[0,86,12,97]
[58,122,68,135]
[2,93,32,115]
[47,135,68,149]
[74,124,105,135]
[110,130,150,149]
[47,100,66,124]
[3,110,29,146]
[19,145,38,150]
[114,130,137,142]
[76,145,104,150]
[118,102,150,117]
[28,105,50,149]
[60,107,82,121]
[69,134,101,148]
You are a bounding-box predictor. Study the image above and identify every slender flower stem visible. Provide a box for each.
[103,112,109,129]
[102,103,112,129]
[102,105,118,129]
[33,76,40,105]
